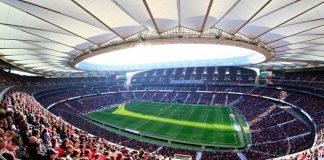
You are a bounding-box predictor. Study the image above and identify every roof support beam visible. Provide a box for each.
[200,0,214,32]
[1,1,97,44]
[267,24,324,44]
[20,41,72,55]
[111,0,149,30]
[0,47,42,50]
[255,1,324,38]
[272,36,324,49]
[277,52,324,57]
[211,0,241,27]
[276,48,324,54]
[1,24,82,51]
[0,52,70,59]
[10,59,66,63]
[277,43,324,52]
[17,0,105,30]
[279,17,324,28]
[274,57,322,65]
[142,0,160,34]
[0,22,68,35]
[177,0,181,27]
[0,38,45,43]
[232,0,272,35]
[250,0,300,23]
[71,0,123,39]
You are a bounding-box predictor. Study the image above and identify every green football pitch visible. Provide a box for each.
[84,101,250,148]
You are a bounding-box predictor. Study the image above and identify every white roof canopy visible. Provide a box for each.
[0,0,323,76]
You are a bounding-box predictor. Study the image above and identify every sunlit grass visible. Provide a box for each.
[84,101,247,147]
[112,104,233,130]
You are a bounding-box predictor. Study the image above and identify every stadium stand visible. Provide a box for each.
[0,67,323,160]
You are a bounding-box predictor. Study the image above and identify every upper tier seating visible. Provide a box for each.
[0,68,323,160]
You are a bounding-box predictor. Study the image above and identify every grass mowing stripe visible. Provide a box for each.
[114,105,232,129]
[133,103,173,131]
[159,104,194,139]
[209,108,221,143]
[197,107,212,142]
[175,105,202,141]
[145,103,187,139]
[84,101,249,147]
[222,108,236,144]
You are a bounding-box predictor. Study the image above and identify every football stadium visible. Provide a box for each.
[0,1,323,160]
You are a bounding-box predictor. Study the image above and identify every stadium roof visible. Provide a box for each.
[0,0,324,76]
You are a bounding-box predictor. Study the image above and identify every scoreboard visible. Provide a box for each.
[260,70,273,78]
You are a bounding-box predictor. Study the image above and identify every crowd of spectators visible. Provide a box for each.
[30,84,323,158]
[150,92,166,102]
[267,71,324,90]
[201,151,239,160]
[249,140,289,156]
[0,68,323,160]
[30,85,323,152]
[0,89,166,160]
[41,89,319,159]
[289,134,314,154]
[233,95,314,158]
[132,66,256,85]
[159,93,177,103]
[280,145,323,160]
[271,111,295,124]
[156,147,196,159]
[280,121,311,137]
[185,93,201,104]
